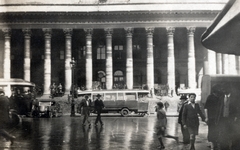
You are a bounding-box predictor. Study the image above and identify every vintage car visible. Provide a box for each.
[31,99,63,118]
[77,89,150,117]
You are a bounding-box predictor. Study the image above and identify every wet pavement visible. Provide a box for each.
[1,114,210,150]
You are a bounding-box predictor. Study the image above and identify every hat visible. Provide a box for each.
[180,95,187,100]
[96,94,101,97]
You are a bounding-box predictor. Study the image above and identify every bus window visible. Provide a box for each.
[125,93,136,101]
[138,92,148,101]
[105,93,116,101]
[118,93,124,100]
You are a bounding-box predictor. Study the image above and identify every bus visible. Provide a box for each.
[77,89,150,117]
[0,78,36,116]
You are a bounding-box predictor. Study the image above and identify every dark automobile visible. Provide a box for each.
[31,99,63,118]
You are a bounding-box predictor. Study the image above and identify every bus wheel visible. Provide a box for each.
[121,108,129,117]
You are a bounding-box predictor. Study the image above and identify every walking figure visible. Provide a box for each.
[155,102,178,149]
[178,95,190,149]
[94,94,104,126]
[182,93,205,150]
[80,95,92,127]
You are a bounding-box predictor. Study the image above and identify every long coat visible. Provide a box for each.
[0,95,10,128]
[182,103,205,134]
[80,99,92,116]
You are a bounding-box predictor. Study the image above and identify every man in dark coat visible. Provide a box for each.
[178,95,190,146]
[182,93,205,150]
[94,94,104,126]
[204,85,223,150]
[0,90,15,145]
[80,95,92,127]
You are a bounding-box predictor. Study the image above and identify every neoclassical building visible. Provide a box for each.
[1,0,236,95]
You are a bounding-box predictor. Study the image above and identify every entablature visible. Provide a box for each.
[0,11,218,29]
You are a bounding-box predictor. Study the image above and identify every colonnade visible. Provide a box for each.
[2,27,239,95]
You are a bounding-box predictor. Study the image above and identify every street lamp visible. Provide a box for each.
[70,57,76,117]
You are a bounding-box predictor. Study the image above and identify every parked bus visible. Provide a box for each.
[0,78,36,116]
[77,89,150,117]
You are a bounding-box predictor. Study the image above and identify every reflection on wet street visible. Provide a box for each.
[1,115,209,150]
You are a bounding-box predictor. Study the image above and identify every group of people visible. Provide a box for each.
[50,83,64,98]
[0,89,16,145]
[156,93,205,150]
[204,83,240,150]
[78,94,105,127]
[172,83,240,150]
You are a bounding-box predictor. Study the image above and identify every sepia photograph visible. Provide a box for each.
[0,0,239,149]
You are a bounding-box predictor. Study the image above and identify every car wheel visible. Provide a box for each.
[120,108,129,117]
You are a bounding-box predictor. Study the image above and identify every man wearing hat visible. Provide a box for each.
[178,95,190,147]
[80,95,92,127]
[94,94,104,126]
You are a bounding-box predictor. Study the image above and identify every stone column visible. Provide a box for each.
[228,54,237,75]
[43,28,52,95]
[145,27,154,91]
[222,54,229,74]
[203,48,209,75]
[84,28,93,91]
[187,27,196,89]
[22,29,31,81]
[208,50,216,75]
[236,56,240,75]
[216,53,222,74]
[166,27,175,93]
[2,29,11,79]
[105,28,113,90]
[63,28,72,94]
[125,28,133,89]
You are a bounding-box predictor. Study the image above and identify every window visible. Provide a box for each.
[125,93,136,101]
[133,45,141,59]
[138,92,149,101]
[78,46,86,59]
[60,50,64,60]
[118,93,124,100]
[97,46,105,59]
[114,45,123,59]
[105,93,117,101]
[133,45,140,50]
[113,70,125,89]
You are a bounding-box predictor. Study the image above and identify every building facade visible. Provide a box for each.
[1,0,237,95]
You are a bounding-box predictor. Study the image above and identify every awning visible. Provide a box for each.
[201,0,240,55]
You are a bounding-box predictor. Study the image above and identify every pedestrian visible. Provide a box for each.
[58,83,63,95]
[94,94,104,126]
[155,101,178,149]
[204,85,223,150]
[178,95,190,148]
[182,93,205,150]
[0,89,16,145]
[164,101,170,112]
[229,83,240,150]
[80,95,92,127]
